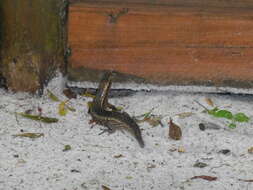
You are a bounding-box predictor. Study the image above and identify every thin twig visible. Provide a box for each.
[208,163,230,172]
[15,112,21,127]
[194,100,209,111]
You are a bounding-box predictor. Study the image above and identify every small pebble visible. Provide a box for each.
[199,122,221,131]
[199,123,206,131]
[218,149,231,155]
[193,162,208,168]
[70,169,80,173]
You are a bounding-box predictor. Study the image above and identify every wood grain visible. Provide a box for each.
[68,1,253,88]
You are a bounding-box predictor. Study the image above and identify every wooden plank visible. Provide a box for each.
[68,1,253,88]
[70,0,253,9]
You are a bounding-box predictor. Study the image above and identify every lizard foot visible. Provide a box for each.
[98,127,115,135]
[89,119,98,129]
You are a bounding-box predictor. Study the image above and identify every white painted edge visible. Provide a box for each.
[67,80,253,94]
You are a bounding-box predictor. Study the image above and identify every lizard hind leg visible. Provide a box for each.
[98,126,116,135]
[98,119,121,135]
[98,120,117,135]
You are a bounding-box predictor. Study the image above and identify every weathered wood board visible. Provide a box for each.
[68,0,253,88]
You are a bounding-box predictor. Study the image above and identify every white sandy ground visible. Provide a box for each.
[1,74,253,190]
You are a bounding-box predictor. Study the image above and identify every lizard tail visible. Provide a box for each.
[134,126,145,148]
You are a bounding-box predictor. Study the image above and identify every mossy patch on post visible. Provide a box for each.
[0,0,68,93]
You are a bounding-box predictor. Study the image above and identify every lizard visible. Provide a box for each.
[88,71,145,148]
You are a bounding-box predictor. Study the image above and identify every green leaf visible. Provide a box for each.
[47,90,60,102]
[233,113,250,122]
[18,113,58,123]
[213,110,233,119]
[143,111,153,119]
[126,176,133,180]
[58,101,68,116]
[13,133,44,138]
[65,104,76,112]
[228,123,237,129]
[82,91,96,98]
[63,145,71,151]
[207,107,219,115]
[135,107,155,119]
[87,101,93,109]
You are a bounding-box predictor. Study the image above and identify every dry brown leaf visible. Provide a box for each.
[169,119,182,140]
[147,163,156,169]
[168,147,177,152]
[248,147,253,154]
[191,175,217,181]
[102,185,111,190]
[114,154,123,158]
[63,89,77,99]
[135,115,163,127]
[238,179,253,182]
[24,109,33,114]
[178,146,185,153]
[146,116,163,127]
[15,159,26,167]
[205,98,214,107]
[176,112,194,119]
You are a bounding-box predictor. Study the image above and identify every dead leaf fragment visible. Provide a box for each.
[24,109,33,114]
[70,169,80,173]
[114,154,123,158]
[191,175,217,181]
[47,90,60,102]
[146,116,163,127]
[218,149,231,155]
[13,133,44,138]
[169,119,182,140]
[63,89,77,99]
[102,185,111,190]
[178,146,185,153]
[135,114,163,127]
[147,163,156,169]
[205,97,214,107]
[169,147,177,152]
[16,159,26,167]
[238,179,253,182]
[176,112,194,119]
[248,147,253,154]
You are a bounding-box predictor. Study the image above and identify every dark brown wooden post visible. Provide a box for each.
[0,0,68,93]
